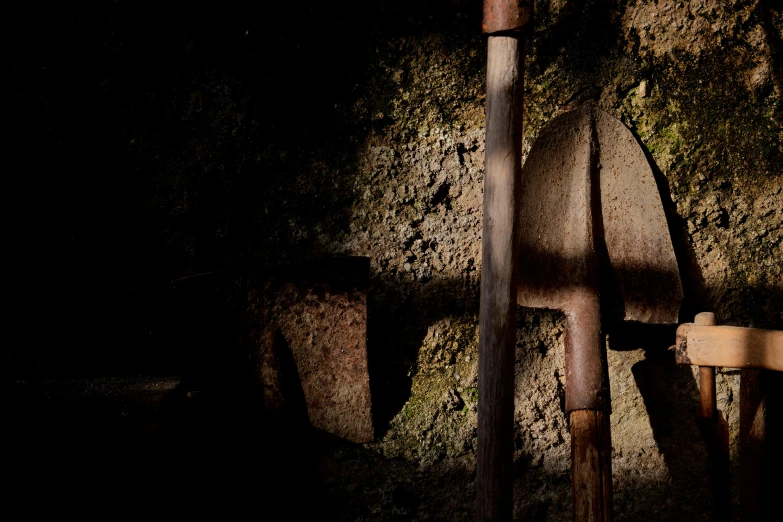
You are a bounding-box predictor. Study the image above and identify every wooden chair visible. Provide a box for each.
[673,312,782,522]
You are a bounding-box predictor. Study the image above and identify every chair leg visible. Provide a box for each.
[694,312,731,522]
[699,366,717,419]
[740,368,767,522]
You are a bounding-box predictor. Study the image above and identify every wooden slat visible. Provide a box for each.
[674,324,783,371]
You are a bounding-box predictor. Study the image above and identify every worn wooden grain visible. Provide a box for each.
[699,367,717,419]
[570,410,613,522]
[675,323,783,371]
[695,312,718,420]
[691,313,730,522]
[477,34,524,522]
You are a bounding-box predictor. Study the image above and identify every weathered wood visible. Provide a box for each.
[676,313,779,520]
[696,312,718,420]
[699,366,717,419]
[674,324,783,371]
[740,369,767,522]
[690,313,730,522]
[710,413,732,522]
[477,34,524,522]
[570,410,613,522]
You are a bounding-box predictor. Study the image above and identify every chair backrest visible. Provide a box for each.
[673,312,782,522]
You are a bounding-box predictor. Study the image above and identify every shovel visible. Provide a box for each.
[518,105,683,521]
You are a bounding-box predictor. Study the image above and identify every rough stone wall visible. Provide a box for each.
[304,2,781,520]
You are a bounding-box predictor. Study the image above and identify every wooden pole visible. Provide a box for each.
[477,34,524,522]
[695,312,717,419]
[694,312,731,522]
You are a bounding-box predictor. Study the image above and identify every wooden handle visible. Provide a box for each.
[565,298,614,522]
[477,34,524,522]
[570,410,613,522]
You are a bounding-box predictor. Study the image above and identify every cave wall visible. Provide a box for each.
[11,1,782,520]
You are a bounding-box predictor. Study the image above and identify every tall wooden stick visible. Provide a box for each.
[477,34,524,522]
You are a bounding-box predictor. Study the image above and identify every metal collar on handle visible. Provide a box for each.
[483,0,532,34]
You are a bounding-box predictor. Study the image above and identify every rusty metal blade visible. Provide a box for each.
[517,105,597,313]
[517,105,682,324]
[594,107,682,324]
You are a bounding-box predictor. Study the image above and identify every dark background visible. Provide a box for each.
[8,0,475,379]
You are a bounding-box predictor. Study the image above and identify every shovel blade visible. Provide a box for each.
[518,105,682,324]
[517,106,597,313]
[594,108,682,324]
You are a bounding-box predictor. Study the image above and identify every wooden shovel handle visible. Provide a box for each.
[570,410,613,522]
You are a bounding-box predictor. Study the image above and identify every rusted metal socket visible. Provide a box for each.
[564,297,611,413]
[483,0,532,34]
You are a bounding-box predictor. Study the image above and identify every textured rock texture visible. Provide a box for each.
[307,2,781,520]
[11,0,781,520]
[254,258,373,443]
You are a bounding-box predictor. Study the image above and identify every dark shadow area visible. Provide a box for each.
[6,0,482,381]
[5,376,328,519]
[622,333,713,519]
[531,0,622,83]
[758,370,783,522]
[6,364,775,521]
[267,328,311,423]
[608,322,715,519]
[368,273,480,435]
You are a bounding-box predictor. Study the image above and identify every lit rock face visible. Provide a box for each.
[144,1,780,520]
